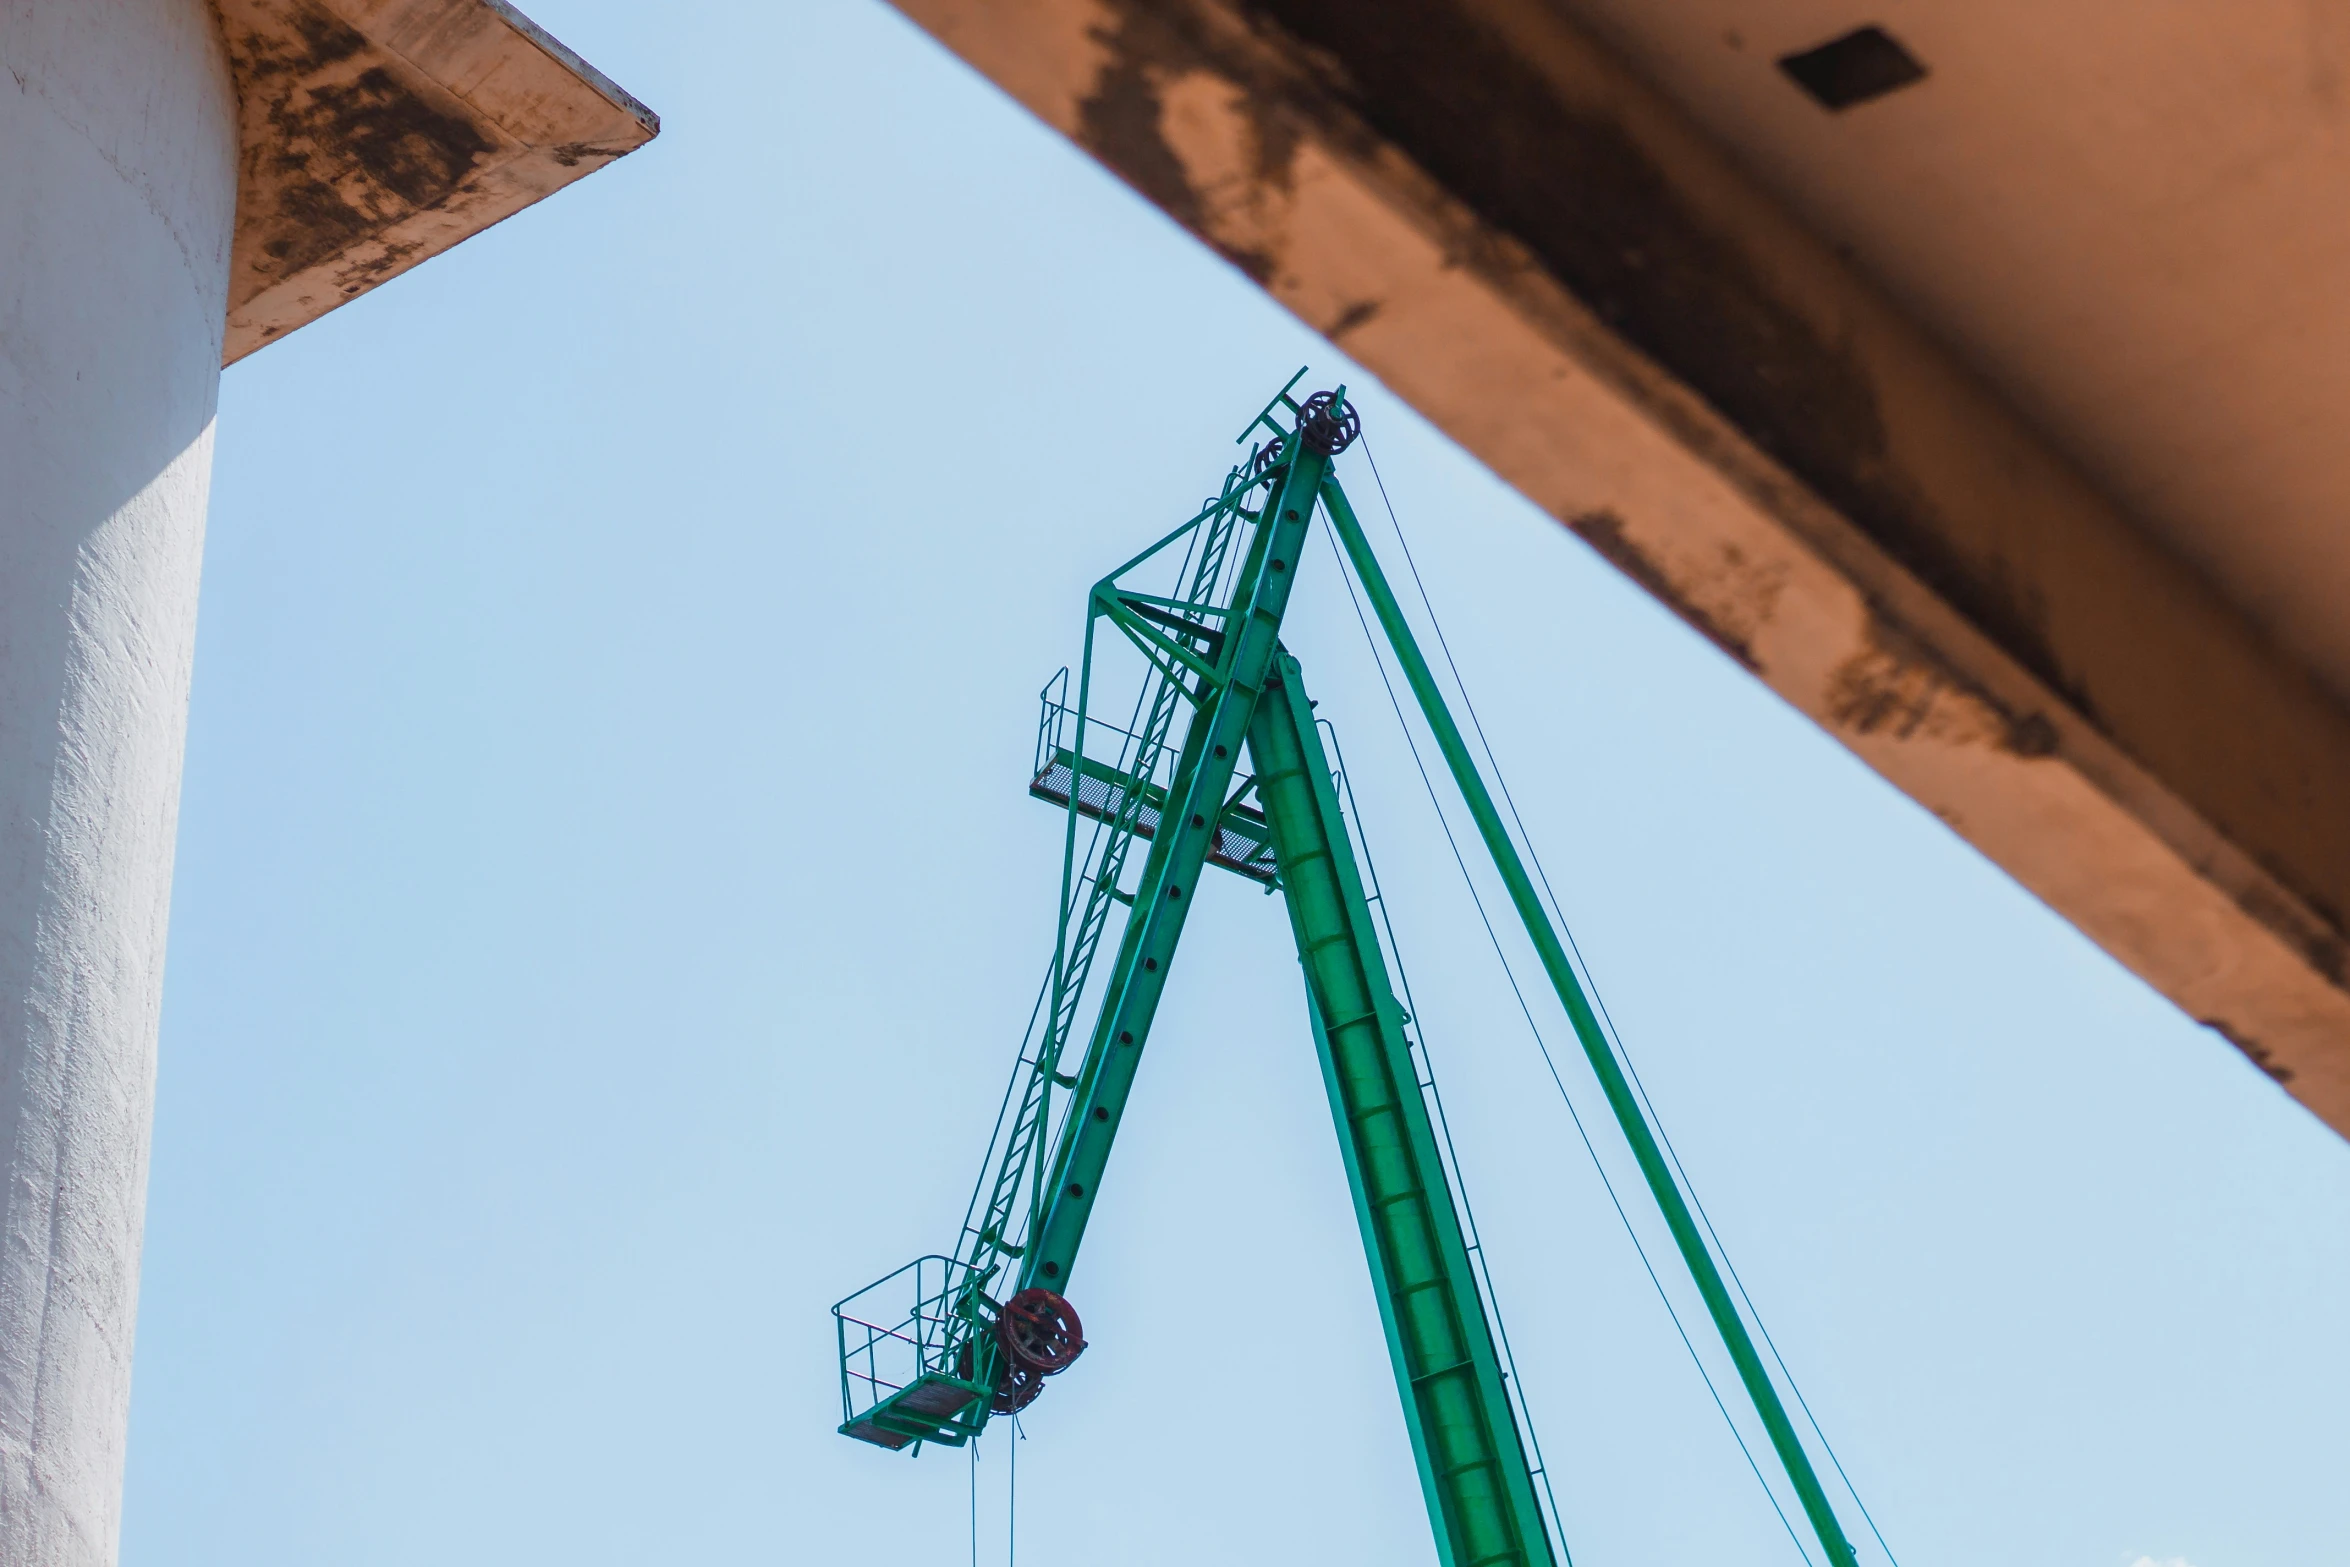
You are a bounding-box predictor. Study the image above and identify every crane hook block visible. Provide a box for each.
[998,1288,1088,1376]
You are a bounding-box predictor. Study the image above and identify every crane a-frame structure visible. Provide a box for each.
[833,377,1858,1567]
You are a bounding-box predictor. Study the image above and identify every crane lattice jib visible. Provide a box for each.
[954,457,1255,1305]
[829,375,1859,1567]
[1012,415,1330,1299]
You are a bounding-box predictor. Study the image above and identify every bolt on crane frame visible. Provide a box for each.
[832,375,1857,1567]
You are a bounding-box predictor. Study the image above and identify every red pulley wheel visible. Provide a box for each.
[996,1287,1087,1375]
[955,1340,1047,1415]
[991,1358,1046,1414]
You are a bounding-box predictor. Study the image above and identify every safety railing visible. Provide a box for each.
[832,1256,993,1449]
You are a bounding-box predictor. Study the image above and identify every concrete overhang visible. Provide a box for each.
[890,0,2350,1137]
[212,0,656,364]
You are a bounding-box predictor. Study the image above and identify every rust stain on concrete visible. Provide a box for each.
[229,1,494,282]
[2234,877,2349,987]
[1827,614,2061,758]
[1069,0,2096,715]
[1074,0,1307,285]
[880,0,2350,1136]
[2204,1017,2294,1084]
[213,0,658,363]
[1569,510,1761,672]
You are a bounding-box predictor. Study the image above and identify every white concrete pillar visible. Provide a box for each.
[0,3,235,1562]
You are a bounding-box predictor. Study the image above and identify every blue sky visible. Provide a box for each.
[124,3,2349,1564]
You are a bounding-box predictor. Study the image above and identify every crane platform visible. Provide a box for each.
[834,1258,992,1451]
[1028,694,1279,885]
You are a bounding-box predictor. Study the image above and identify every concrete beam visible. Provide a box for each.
[891,0,2350,1134]
[212,0,657,363]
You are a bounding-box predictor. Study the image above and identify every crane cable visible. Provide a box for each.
[968,1415,1025,1567]
[1314,499,1815,1564]
[1346,433,1903,1567]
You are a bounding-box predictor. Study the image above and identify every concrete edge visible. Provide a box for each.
[886,0,2350,1135]
[213,0,657,364]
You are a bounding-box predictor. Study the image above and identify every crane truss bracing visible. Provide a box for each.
[831,375,1858,1567]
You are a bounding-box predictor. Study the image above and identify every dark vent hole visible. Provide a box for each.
[1778,26,1926,111]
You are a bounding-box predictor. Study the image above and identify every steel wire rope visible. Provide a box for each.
[1315,504,1817,1566]
[1009,1411,1022,1567]
[1354,437,1900,1567]
[1326,724,1575,1567]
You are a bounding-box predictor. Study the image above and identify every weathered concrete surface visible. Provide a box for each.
[0,4,649,1560]
[887,0,2350,1135]
[1564,0,2350,732]
[0,3,236,1560]
[213,0,658,362]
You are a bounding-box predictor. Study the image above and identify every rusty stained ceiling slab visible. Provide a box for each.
[884,0,2350,1138]
[213,0,657,364]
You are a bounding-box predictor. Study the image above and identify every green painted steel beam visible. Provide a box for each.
[907,392,1328,1440]
[840,381,1860,1567]
[1015,435,1335,1296]
[1317,473,1857,1567]
[1250,650,1555,1567]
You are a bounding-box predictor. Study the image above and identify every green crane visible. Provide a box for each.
[832,375,1858,1567]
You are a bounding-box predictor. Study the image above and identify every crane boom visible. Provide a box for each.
[831,376,1859,1567]
[1013,415,1333,1298]
[830,376,1351,1450]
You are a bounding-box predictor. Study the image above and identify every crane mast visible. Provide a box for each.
[831,376,1856,1567]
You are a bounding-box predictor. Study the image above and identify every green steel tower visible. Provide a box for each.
[832,375,1857,1567]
